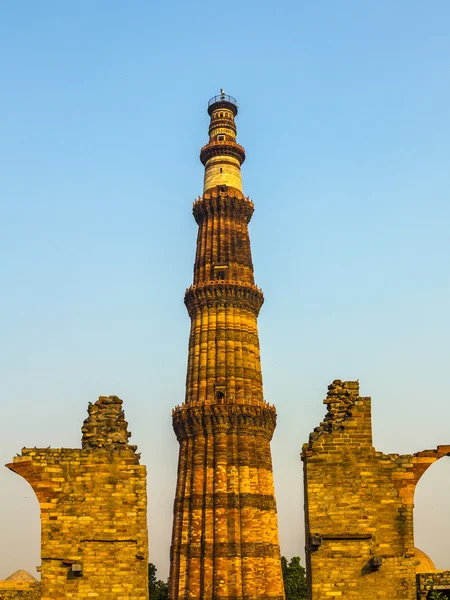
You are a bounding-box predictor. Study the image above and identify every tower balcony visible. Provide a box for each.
[200,140,246,166]
[208,94,238,116]
[184,280,264,317]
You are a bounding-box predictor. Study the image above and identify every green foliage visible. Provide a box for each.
[148,563,169,600]
[428,580,448,599]
[429,590,448,599]
[149,557,308,600]
[281,556,307,600]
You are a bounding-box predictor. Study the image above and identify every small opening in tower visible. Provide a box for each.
[215,385,226,402]
[213,264,228,281]
[217,135,225,141]
[220,168,223,173]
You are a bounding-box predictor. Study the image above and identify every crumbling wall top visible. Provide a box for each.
[81,395,137,453]
[304,379,372,449]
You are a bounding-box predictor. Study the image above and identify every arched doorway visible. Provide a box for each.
[414,456,450,599]
[0,468,40,581]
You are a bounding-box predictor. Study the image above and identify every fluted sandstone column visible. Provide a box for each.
[170,93,285,600]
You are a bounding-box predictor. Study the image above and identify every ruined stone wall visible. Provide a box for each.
[0,582,41,599]
[302,380,450,600]
[417,571,450,599]
[6,396,149,600]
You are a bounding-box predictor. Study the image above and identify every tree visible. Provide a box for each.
[148,563,169,600]
[281,556,307,600]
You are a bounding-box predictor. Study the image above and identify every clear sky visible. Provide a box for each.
[1,0,449,580]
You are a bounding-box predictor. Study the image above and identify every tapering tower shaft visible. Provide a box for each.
[170,94,285,600]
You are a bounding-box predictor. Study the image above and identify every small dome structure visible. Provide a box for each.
[414,547,437,573]
[5,569,38,583]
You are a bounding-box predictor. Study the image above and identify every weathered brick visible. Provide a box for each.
[6,396,148,600]
[302,380,450,600]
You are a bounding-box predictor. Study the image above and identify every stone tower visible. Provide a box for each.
[169,93,285,600]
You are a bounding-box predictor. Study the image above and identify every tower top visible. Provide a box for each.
[201,91,244,192]
[208,91,238,116]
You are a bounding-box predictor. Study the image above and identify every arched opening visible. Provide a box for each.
[414,456,450,582]
[0,469,40,581]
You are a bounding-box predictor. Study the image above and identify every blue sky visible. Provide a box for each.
[1,0,449,579]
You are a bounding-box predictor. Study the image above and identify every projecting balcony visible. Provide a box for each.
[199,140,246,165]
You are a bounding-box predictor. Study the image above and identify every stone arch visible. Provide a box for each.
[413,450,450,571]
[0,468,40,580]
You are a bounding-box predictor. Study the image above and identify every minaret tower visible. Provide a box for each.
[170,92,285,600]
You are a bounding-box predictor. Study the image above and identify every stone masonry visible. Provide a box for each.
[169,94,285,600]
[0,582,40,600]
[302,380,450,600]
[0,570,41,599]
[417,571,450,599]
[6,395,149,600]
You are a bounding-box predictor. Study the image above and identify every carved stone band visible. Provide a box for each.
[193,194,254,225]
[170,541,281,559]
[173,493,277,512]
[200,141,246,166]
[172,402,277,441]
[184,282,264,317]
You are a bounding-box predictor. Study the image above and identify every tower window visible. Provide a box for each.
[213,264,228,280]
[217,135,225,141]
[215,385,227,402]
[220,168,223,173]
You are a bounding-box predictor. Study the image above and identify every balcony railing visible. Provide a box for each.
[208,94,238,108]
